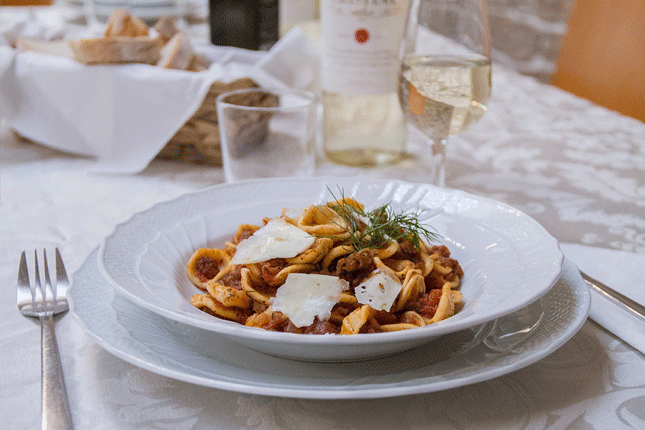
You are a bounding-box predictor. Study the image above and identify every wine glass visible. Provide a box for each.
[398,0,492,187]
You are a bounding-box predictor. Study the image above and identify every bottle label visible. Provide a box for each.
[321,0,409,95]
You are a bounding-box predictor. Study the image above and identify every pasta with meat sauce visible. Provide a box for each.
[188,196,464,334]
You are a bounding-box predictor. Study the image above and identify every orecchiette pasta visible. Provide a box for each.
[188,197,464,334]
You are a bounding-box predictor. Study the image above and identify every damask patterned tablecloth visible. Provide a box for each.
[2,29,645,430]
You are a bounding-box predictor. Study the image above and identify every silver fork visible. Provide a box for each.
[17,248,73,430]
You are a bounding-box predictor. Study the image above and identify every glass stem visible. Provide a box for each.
[428,137,447,188]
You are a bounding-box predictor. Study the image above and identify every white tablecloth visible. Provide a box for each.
[2,7,645,430]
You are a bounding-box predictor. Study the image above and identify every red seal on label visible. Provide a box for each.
[355,28,370,44]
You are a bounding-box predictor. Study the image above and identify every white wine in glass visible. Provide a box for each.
[399,0,492,187]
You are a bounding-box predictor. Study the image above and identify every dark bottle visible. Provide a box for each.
[209,0,279,50]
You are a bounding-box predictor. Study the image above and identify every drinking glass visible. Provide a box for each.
[217,88,318,182]
[399,0,492,187]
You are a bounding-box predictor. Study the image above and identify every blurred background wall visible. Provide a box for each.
[420,0,575,83]
[488,0,574,82]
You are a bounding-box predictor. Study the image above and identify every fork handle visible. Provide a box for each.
[41,313,73,430]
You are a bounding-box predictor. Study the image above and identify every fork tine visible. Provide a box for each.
[33,250,44,303]
[55,248,69,297]
[43,249,55,300]
[17,250,33,305]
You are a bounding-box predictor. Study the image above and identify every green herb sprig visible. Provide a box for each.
[323,187,441,252]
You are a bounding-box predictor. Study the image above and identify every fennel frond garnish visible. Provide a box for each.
[324,188,441,252]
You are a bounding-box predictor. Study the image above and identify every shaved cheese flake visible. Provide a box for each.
[231,218,315,265]
[282,207,305,219]
[355,270,402,311]
[271,274,349,328]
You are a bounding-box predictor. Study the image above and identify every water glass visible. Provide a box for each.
[216,88,318,182]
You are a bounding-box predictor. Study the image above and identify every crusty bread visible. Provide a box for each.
[15,38,74,59]
[157,32,193,70]
[17,10,208,70]
[153,16,178,45]
[69,36,162,65]
[104,9,149,38]
[186,54,208,72]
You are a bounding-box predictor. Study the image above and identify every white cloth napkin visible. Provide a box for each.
[0,26,319,174]
[560,243,645,355]
[0,7,67,47]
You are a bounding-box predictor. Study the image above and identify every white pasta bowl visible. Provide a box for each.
[97,176,564,361]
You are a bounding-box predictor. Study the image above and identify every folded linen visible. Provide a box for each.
[560,243,645,355]
[0,26,318,174]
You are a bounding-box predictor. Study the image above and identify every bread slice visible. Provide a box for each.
[186,54,208,72]
[157,32,193,70]
[15,38,74,59]
[153,16,178,45]
[69,36,162,65]
[104,9,149,37]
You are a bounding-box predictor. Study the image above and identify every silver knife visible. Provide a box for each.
[582,271,645,324]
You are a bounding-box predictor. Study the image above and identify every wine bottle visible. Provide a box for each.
[210,0,279,51]
[320,0,409,167]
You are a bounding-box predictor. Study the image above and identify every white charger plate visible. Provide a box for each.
[97,177,564,361]
[70,248,590,399]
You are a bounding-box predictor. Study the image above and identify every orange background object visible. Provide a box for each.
[551,0,645,123]
[1,0,53,5]
[408,83,425,117]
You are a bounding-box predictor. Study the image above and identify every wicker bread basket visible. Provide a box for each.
[156,77,268,166]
